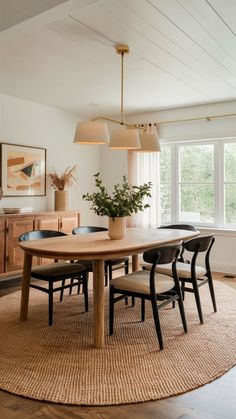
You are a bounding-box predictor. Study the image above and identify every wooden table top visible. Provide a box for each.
[19,228,198,260]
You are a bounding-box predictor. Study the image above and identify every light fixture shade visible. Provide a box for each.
[137,132,161,152]
[109,128,141,149]
[73,121,109,144]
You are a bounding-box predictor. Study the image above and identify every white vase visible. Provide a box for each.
[108,217,126,240]
[54,190,68,211]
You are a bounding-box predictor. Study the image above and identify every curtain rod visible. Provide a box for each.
[155,112,236,126]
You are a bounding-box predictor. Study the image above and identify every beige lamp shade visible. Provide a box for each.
[109,127,141,149]
[73,121,109,144]
[137,132,161,152]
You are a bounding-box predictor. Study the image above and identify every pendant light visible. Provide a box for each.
[73,44,160,151]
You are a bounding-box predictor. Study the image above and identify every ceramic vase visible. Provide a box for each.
[108,217,126,240]
[54,190,68,211]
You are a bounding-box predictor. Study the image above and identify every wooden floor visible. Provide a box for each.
[0,273,236,419]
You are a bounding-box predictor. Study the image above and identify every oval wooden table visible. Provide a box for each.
[19,227,198,348]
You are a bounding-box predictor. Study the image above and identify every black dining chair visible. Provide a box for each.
[19,230,88,325]
[158,224,197,262]
[109,243,187,350]
[142,224,197,273]
[156,234,217,323]
[71,226,129,285]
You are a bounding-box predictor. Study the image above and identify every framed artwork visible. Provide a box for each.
[0,143,46,196]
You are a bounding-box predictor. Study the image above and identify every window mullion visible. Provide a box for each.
[172,143,178,223]
[216,140,223,228]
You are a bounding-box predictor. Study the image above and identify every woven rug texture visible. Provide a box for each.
[0,280,235,405]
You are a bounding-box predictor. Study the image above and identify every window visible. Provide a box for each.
[179,143,215,224]
[160,139,236,228]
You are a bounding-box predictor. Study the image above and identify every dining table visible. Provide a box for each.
[19,227,198,348]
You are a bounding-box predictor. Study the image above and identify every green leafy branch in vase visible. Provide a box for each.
[82,172,152,219]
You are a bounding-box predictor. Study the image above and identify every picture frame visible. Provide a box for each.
[0,143,46,196]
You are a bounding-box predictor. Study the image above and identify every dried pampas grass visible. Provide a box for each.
[48,165,78,191]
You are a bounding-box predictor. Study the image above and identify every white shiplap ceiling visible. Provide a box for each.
[0,0,236,118]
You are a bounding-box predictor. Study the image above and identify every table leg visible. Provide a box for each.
[132,254,139,272]
[93,259,105,348]
[20,252,33,321]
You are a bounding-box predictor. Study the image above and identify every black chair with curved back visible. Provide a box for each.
[109,243,187,350]
[156,234,217,324]
[158,224,197,262]
[142,224,197,272]
[71,226,129,285]
[19,230,88,326]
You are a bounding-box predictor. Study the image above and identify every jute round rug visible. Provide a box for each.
[0,280,236,405]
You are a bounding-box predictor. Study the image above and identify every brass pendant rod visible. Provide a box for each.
[92,115,144,130]
[157,112,236,126]
[121,51,124,124]
[92,45,146,132]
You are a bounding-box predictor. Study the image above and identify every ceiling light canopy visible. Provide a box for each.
[73,44,160,152]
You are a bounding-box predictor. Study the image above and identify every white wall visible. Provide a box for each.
[0,93,99,225]
[100,101,236,274]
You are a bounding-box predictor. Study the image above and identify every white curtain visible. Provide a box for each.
[128,124,161,228]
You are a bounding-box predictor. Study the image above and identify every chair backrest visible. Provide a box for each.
[184,234,214,253]
[183,234,215,275]
[143,243,181,266]
[159,224,197,232]
[72,226,108,235]
[19,230,67,242]
[143,244,181,294]
[158,224,197,262]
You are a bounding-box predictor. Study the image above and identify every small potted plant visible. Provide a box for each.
[82,173,152,239]
[48,165,78,211]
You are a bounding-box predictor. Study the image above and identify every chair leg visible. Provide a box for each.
[60,279,65,301]
[192,278,204,324]
[108,262,112,283]
[68,277,81,297]
[177,297,188,333]
[150,295,163,350]
[109,286,115,335]
[104,263,108,287]
[141,298,145,322]
[48,282,53,326]
[125,260,135,306]
[181,280,185,300]
[83,273,89,312]
[125,260,129,274]
[207,273,217,312]
[83,271,89,293]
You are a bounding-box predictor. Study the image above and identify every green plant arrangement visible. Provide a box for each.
[48,165,78,191]
[82,172,152,219]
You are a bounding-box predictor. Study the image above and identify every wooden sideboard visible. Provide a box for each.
[0,210,80,280]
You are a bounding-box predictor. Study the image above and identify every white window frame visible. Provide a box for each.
[160,138,236,229]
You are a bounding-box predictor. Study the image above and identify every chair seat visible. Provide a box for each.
[106,257,129,266]
[150,262,207,278]
[75,257,129,272]
[110,270,175,295]
[31,262,86,281]
[75,260,93,271]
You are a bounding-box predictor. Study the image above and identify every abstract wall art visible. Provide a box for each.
[0,143,46,196]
